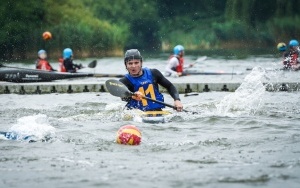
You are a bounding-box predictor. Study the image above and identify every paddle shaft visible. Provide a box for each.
[141,96,189,113]
[193,56,207,65]
[185,56,207,69]
[124,89,188,112]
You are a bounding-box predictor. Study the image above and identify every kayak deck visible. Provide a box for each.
[140,111,171,123]
[0,67,94,83]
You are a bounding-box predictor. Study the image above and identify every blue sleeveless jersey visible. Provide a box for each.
[125,68,165,111]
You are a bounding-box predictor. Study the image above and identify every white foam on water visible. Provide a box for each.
[57,102,125,122]
[120,109,142,122]
[0,134,7,140]
[133,116,143,123]
[216,67,267,116]
[8,114,56,141]
[105,103,124,111]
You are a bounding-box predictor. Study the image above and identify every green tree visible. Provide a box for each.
[1,0,300,61]
[0,0,44,60]
[86,0,160,52]
[268,0,300,41]
[156,0,226,50]
[44,0,127,57]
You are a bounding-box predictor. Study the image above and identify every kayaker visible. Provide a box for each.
[282,39,300,70]
[277,42,288,57]
[62,48,83,73]
[35,50,56,71]
[165,45,193,77]
[58,57,66,72]
[119,49,183,112]
[277,42,287,52]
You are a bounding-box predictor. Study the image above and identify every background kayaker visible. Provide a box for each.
[119,49,183,112]
[62,48,83,73]
[165,45,193,77]
[35,49,56,71]
[282,39,300,70]
[277,42,289,58]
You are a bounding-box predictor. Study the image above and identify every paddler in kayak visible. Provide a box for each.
[282,39,300,71]
[62,48,83,73]
[277,42,289,58]
[119,49,183,112]
[36,49,56,71]
[165,45,193,77]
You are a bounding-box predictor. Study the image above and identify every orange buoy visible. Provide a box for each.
[42,31,52,40]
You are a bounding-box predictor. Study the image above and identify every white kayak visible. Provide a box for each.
[122,110,172,123]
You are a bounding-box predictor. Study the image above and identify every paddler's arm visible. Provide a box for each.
[48,61,56,71]
[152,69,183,111]
[119,77,135,102]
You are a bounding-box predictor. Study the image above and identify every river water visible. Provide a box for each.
[0,55,300,188]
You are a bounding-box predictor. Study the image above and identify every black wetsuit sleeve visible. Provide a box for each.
[119,77,133,102]
[74,63,82,69]
[119,77,134,91]
[151,69,181,101]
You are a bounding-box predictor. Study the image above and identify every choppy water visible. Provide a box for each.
[1,56,300,188]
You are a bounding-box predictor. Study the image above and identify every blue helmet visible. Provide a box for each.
[289,39,299,47]
[63,48,73,59]
[38,49,46,56]
[173,45,184,55]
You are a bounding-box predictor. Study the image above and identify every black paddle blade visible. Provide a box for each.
[88,60,97,68]
[105,79,133,98]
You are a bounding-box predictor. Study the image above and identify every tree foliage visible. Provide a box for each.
[0,0,299,60]
[0,0,44,59]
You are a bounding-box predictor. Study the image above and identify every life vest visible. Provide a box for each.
[176,56,184,73]
[58,58,66,72]
[36,59,52,71]
[125,68,165,111]
[168,55,184,73]
[290,52,299,65]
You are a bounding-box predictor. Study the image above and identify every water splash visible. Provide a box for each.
[216,67,266,116]
[105,103,124,111]
[5,114,55,142]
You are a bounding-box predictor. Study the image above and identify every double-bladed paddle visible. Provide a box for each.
[105,79,196,113]
[87,60,97,68]
[185,56,207,69]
